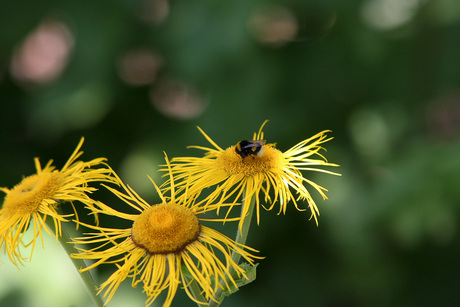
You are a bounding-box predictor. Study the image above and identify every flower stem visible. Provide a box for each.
[231,194,256,267]
[46,218,105,307]
[208,193,256,307]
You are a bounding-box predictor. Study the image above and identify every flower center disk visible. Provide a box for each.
[217,145,284,176]
[1,172,63,216]
[131,203,200,254]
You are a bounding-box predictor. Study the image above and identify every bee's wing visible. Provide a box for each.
[243,143,260,149]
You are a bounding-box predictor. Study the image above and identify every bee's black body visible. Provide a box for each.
[235,140,266,160]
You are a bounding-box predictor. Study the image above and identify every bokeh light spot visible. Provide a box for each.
[10,19,74,87]
[248,5,298,47]
[120,150,162,200]
[117,48,164,86]
[150,78,208,120]
[137,0,170,25]
[348,108,391,160]
[361,0,423,30]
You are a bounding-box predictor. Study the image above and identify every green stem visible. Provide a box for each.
[208,193,256,307]
[46,218,105,307]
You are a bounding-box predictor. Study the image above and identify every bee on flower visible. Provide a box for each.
[163,120,341,230]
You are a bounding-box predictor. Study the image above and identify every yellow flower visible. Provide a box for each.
[165,121,341,229]
[0,138,116,266]
[71,156,259,307]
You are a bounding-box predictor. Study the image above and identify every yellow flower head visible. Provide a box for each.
[165,120,341,229]
[71,156,259,307]
[0,138,116,266]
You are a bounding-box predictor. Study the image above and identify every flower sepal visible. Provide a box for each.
[215,262,259,303]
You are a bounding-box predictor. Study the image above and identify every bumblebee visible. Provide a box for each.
[235,140,266,160]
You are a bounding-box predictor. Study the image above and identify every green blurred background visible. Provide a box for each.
[2,0,460,306]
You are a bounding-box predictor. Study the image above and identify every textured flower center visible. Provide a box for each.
[1,172,63,216]
[131,203,201,254]
[216,145,284,176]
